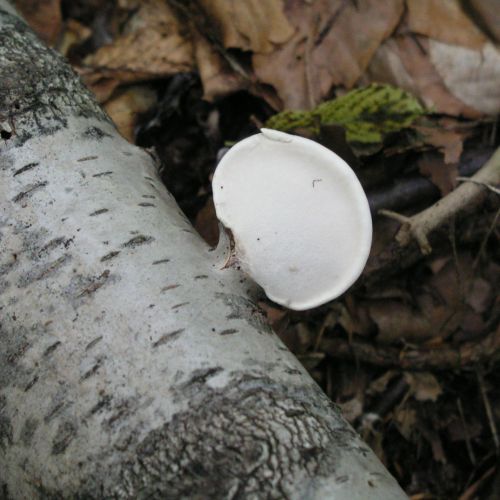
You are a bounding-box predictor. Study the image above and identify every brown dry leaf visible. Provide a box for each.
[194,196,219,247]
[447,415,483,442]
[199,0,294,53]
[253,0,404,109]
[463,0,500,44]
[365,35,482,117]
[418,425,447,463]
[418,153,459,196]
[404,372,442,402]
[465,277,493,314]
[429,40,500,115]
[393,406,418,440]
[338,397,364,423]
[15,0,62,45]
[84,0,194,96]
[104,84,157,142]
[414,123,468,164]
[192,31,247,100]
[367,370,399,395]
[57,19,92,58]
[407,0,486,49]
[368,299,434,343]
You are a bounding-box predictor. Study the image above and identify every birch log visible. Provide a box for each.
[0,3,407,499]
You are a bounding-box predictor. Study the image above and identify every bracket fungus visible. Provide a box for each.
[212,129,372,311]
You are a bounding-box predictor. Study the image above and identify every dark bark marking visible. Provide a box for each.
[85,336,103,351]
[7,341,31,364]
[0,415,13,451]
[89,208,109,216]
[77,155,98,162]
[44,401,67,423]
[37,237,67,258]
[88,394,113,416]
[80,358,104,381]
[43,341,61,357]
[171,302,189,310]
[217,293,271,334]
[104,399,134,429]
[194,275,208,279]
[182,367,223,388]
[100,250,120,262]
[160,284,180,292]
[144,176,154,182]
[24,375,39,391]
[83,126,111,141]
[92,171,113,178]
[51,421,76,455]
[18,254,71,287]
[138,202,156,207]
[152,258,170,265]
[12,181,48,202]
[219,329,238,336]
[20,417,39,446]
[116,375,361,499]
[0,12,109,145]
[75,270,110,297]
[142,195,156,199]
[122,235,154,248]
[285,368,302,376]
[152,329,185,348]
[13,161,39,176]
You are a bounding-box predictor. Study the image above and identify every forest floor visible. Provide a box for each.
[15,0,500,497]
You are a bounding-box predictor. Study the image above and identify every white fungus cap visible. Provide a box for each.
[212,129,372,311]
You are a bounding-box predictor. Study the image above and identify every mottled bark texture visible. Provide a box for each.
[0,3,407,499]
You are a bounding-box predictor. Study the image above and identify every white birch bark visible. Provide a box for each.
[0,3,407,498]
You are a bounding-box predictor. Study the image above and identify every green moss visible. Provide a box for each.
[265,84,425,151]
[266,110,317,134]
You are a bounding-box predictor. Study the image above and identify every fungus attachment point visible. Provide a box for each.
[212,129,372,311]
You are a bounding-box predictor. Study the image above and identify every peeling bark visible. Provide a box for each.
[0,3,406,499]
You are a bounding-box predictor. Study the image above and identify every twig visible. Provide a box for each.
[456,397,476,465]
[477,369,499,451]
[458,465,496,500]
[320,327,500,371]
[380,148,500,255]
[473,207,500,270]
[456,177,500,195]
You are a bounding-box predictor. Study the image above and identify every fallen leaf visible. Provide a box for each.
[253,0,404,109]
[193,31,247,100]
[365,35,482,118]
[15,0,62,45]
[407,0,486,49]
[418,153,459,196]
[367,370,399,395]
[194,196,219,247]
[404,372,443,402]
[338,397,363,423]
[413,122,468,164]
[394,406,418,440]
[429,40,500,115]
[368,299,434,343]
[462,0,500,44]
[84,0,194,96]
[104,84,157,142]
[57,19,92,58]
[465,277,493,314]
[198,0,294,53]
